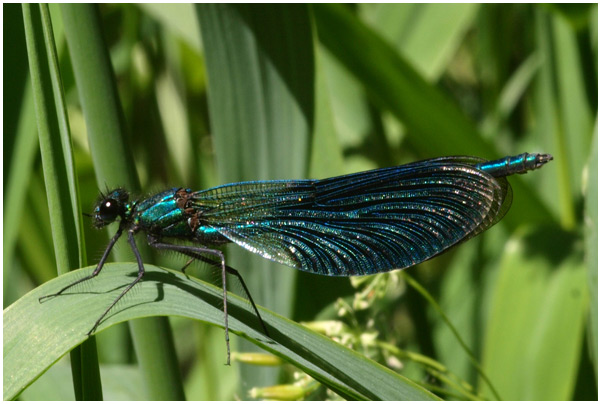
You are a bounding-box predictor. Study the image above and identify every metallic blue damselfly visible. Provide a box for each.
[40,152,552,364]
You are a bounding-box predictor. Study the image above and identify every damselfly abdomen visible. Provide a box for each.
[40,152,552,364]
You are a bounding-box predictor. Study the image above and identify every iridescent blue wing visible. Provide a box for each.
[190,157,511,276]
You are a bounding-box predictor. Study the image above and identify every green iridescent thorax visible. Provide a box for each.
[133,188,194,238]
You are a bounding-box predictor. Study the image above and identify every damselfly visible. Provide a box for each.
[40,152,552,364]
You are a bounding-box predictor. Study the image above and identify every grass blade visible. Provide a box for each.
[22,4,100,399]
[4,264,439,401]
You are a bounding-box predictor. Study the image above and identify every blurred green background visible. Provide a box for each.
[4,3,597,400]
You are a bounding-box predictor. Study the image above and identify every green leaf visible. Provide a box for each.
[314,4,491,157]
[4,264,439,401]
[481,53,542,138]
[309,42,345,178]
[533,6,594,230]
[20,362,144,401]
[361,4,479,80]
[60,4,139,190]
[584,122,597,375]
[480,227,589,400]
[138,4,202,52]
[552,8,595,202]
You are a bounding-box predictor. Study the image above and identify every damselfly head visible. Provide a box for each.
[93,188,129,228]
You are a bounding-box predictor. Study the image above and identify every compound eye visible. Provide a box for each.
[95,198,121,226]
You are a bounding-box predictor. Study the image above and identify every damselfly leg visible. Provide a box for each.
[38,226,124,304]
[148,235,269,365]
